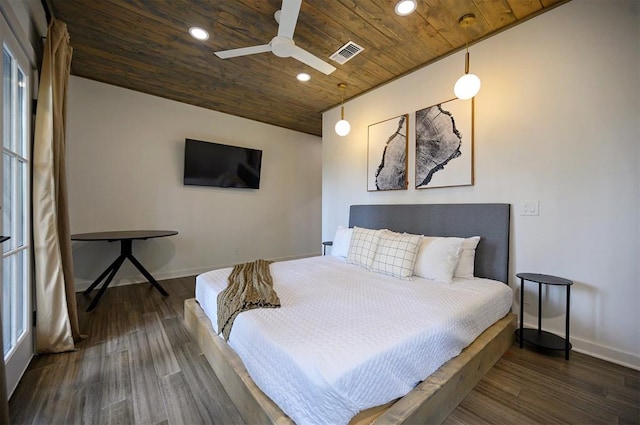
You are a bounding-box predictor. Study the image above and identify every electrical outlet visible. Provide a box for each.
[520,200,539,216]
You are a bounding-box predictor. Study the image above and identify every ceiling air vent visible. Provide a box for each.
[330,41,364,65]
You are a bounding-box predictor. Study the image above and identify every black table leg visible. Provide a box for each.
[86,255,126,311]
[519,277,524,348]
[118,239,168,295]
[127,253,168,296]
[566,285,571,360]
[83,257,119,295]
[85,238,169,311]
[537,282,542,332]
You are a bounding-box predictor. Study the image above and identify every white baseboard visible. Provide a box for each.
[570,337,640,371]
[74,251,321,292]
[74,266,207,292]
[522,320,640,371]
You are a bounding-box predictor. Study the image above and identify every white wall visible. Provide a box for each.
[67,77,322,289]
[322,0,639,369]
[0,0,47,63]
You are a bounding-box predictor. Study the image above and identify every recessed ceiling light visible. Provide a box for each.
[189,27,209,41]
[296,72,311,82]
[395,0,417,16]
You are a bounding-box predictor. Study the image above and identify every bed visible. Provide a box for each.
[184,203,516,424]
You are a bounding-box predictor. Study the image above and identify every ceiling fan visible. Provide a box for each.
[214,0,336,75]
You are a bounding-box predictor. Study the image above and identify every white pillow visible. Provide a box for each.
[413,237,464,284]
[347,227,382,269]
[331,226,352,258]
[371,230,422,278]
[454,236,481,279]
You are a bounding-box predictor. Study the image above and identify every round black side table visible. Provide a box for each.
[516,272,573,360]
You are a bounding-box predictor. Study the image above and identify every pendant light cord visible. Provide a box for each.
[459,14,475,75]
[464,21,470,74]
[339,83,346,120]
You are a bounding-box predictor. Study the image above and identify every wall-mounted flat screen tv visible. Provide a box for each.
[183,138,262,189]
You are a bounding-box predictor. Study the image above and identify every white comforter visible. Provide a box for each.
[195,255,512,425]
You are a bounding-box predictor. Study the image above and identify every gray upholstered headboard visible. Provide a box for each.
[349,204,510,283]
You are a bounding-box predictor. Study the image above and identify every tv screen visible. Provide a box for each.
[183,139,262,189]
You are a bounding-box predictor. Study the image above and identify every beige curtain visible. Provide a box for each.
[33,18,83,353]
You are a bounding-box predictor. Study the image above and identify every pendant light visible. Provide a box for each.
[454,14,481,100]
[335,83,351,137]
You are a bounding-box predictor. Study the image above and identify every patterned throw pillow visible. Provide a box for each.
[371,230,422,278]
[347,227,382,269]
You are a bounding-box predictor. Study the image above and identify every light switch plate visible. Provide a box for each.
[520,200,539,216]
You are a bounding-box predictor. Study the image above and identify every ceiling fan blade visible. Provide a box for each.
[290,45,336,75]
[215,44,272,59]
[277,0,302,39]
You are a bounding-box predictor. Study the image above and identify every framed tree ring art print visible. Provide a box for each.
[415,98,473,189]
[367,114,409,191]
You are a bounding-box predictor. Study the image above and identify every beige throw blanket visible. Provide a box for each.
[217,259,280,341]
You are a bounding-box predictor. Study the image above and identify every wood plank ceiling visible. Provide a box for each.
[48,0,567,136]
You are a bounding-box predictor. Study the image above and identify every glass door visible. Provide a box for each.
[0,17,32,396]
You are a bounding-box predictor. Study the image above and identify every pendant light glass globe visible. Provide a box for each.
[335,119,351,136]
[454,73,481,100]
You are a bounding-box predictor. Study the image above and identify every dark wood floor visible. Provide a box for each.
[9,277,640,424]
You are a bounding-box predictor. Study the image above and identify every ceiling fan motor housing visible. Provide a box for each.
[271,36,295,58]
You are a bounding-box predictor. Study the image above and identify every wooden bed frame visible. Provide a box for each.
[185,299,515,424]
[184,203,515,424]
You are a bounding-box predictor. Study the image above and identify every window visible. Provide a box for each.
[2,43,30,361]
